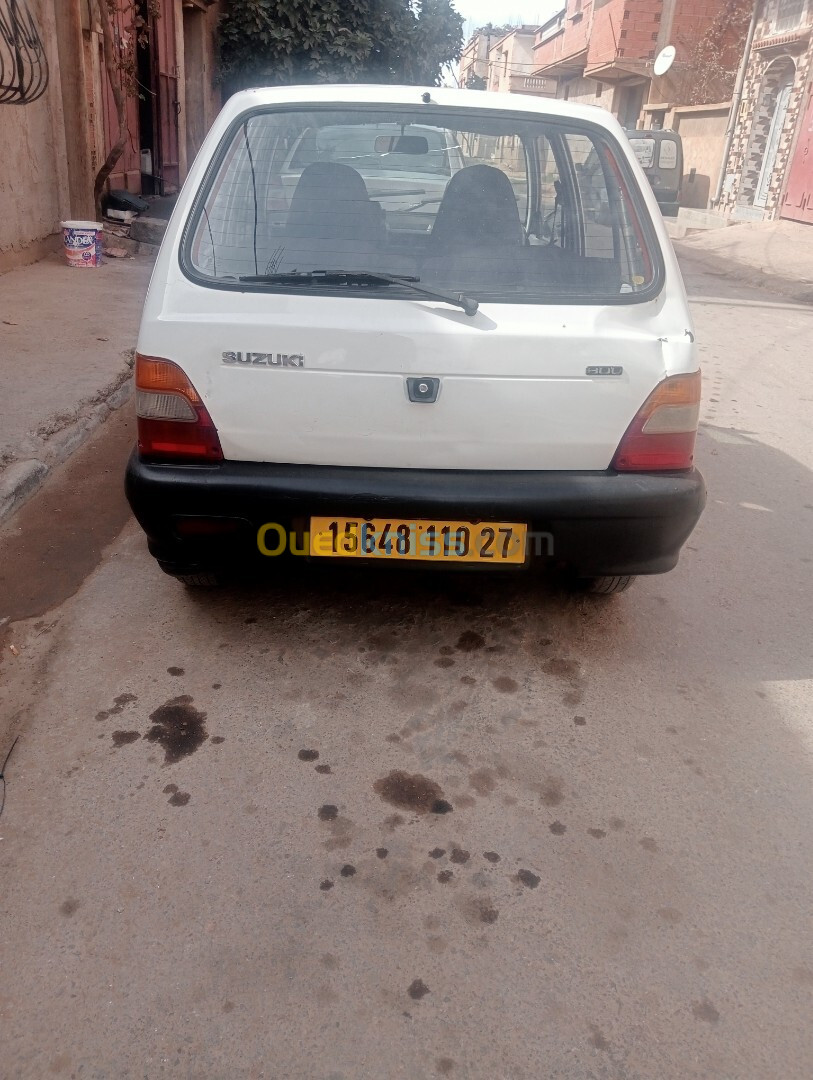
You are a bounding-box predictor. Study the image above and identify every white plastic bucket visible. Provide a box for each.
[61,220,103,268]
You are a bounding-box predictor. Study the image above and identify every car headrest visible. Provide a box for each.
[431,164,525,248]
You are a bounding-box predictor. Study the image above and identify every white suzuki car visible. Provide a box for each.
[126,85,705,593]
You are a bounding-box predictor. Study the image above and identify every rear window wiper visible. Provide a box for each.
[237,269,479,317]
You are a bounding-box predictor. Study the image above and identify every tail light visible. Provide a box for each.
[612,371,701,471]
[135,354,223,463]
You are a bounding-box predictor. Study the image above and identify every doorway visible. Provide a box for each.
[136,0,156,194]
[740,57,796,211]
[781,80,813,223]
[183,4,207,169]
[617,84,645,130]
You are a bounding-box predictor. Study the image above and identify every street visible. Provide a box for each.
[1,259,812,1079]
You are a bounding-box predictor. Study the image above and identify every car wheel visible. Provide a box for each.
[581,574,636,595]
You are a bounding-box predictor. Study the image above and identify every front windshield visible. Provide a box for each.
[185,106,659,303]
[289,124,453,176]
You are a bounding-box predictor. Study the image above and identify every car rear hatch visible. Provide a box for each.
[138,95,696,473]
[140,286,697,472]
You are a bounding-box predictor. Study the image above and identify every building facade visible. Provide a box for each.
[719,0,813,223]
[486,26,555,97]
[532,1,749,128]
[0,0,221,272]
[459,26,555,97]
[458,28,493,88]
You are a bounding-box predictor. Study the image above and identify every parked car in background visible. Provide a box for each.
[625,129,683,216]
[126,85,705,594]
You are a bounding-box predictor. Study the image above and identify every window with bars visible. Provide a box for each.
[0,0,49,105]
[775,0,808,34]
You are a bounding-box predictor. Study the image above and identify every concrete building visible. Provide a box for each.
[459,27,495,88]
[459,25,555,97]
[532,1,749,127]
[486,26,556,97]
[0,0,221,273]
[718,0,813,223]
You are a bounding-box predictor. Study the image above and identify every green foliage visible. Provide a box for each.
[219,0,464,93]
[472,23,515,39]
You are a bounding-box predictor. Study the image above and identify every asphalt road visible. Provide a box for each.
[1,263,812,1079]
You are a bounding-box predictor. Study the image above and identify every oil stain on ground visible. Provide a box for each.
[692,999,720,1023]
[460,896,499,925]
[374,770,453,814]
[456,631,484,652]
[111,730,140,748]
[589,1024,609,1050]
[515,869,541,889]
[469,768,497,796]
[144,696,208,764]
[408,979,430,1000]
[96,692,138,722]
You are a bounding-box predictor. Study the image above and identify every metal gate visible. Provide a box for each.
[781,79,813,224]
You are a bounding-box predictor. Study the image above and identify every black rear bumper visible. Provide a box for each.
[125,452,706,577]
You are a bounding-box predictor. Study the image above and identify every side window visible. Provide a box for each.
[628,137,655,169]
[529,134,562,244]
[658,139,678,170]
[564,133,615,261]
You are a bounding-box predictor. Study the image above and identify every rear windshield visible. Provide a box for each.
[184,106,661,304]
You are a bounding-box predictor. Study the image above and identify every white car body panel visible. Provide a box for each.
[139,85,696,473]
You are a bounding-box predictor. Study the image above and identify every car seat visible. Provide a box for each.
[284,162,384,242]
[430,164,525,249]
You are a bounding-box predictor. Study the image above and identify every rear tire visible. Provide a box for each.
[581,574,636,595]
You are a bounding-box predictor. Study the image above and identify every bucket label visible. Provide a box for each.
[64,228,97,249]
[63,225,102,267]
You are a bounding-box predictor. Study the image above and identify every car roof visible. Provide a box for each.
[222,84,622,133]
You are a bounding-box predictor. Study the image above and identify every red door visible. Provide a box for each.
[103,5,142,193]
[781,79,813,224]
[153,4,181,193]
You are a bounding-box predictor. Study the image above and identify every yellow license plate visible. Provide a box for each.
[309,517,527,564]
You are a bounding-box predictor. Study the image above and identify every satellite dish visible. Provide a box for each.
[653,45,676,77]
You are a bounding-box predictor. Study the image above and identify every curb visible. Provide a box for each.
[0,364,134,525]
[673,242,813,306]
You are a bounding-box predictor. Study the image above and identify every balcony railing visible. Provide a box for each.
[509,74,555,94]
